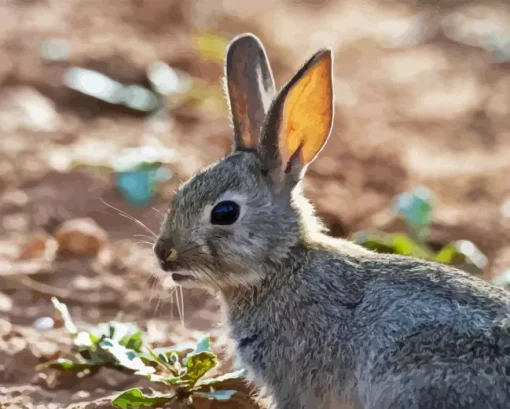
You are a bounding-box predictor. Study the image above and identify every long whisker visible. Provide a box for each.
[135,240,156,247]
[101,198,157,238]
[133,234,156,243]
[152,207,165,218]
[178,286,185,327]
[194,263,224,294]
[175,286,183,325]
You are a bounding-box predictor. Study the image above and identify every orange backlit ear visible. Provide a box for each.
[279,49,333,168]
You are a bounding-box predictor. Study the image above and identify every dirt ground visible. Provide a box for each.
[1,0,510,408]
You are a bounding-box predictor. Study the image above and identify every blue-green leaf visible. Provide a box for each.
[194,390,237,401]
[191,335,211,354]
[99,338,155,375]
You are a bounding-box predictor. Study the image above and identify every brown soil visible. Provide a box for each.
[1,0,510,408]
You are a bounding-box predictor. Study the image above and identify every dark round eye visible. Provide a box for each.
[210,201,240,225]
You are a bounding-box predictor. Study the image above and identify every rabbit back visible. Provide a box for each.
[352,256,510,409]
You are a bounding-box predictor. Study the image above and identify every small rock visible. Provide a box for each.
[0,87,62,133]
[0,293,13,313]
[17,231,57,261]
[29,339,60,360]
[54,218,108,259]
[0,319,12,338]
[72,390,91,400]
[33,317,55,332]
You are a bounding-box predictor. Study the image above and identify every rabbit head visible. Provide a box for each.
[154,33,334,290]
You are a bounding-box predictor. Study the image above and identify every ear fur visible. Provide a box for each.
[225,33,276,151]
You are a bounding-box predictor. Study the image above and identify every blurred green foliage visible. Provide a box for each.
[353,186,487,276]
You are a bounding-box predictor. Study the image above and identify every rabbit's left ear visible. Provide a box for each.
[259,49,334,183]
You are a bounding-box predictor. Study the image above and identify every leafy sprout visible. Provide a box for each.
[353,186,488,276]
[38,298,247,408]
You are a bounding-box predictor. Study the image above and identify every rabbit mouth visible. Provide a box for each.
[171,272,195,282]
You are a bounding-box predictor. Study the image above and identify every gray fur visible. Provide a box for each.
[155,33,510,409]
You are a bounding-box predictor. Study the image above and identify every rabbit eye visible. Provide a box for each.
[211,201,240,225]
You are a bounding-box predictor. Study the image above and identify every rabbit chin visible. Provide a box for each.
[168,270,215,290]
[170,269,263,292]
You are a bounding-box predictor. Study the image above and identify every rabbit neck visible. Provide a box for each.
[218,233,373,310]
[217,237,369,400]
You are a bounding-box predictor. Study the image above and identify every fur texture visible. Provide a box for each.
[154,33,510,409]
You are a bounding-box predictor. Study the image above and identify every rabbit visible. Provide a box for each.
[153,32,510,409]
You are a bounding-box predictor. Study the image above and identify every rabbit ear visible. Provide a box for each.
[259,49,334,183]
[225,33,276,151]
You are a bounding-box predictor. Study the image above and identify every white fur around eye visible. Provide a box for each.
[200,192,248,226]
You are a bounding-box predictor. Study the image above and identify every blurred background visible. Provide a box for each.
[1,0,510,408]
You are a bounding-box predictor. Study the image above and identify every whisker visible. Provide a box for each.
[153,284,163,316]
[209,259,253,305]
[152,207,165,218]
[194,263,224,294]
[175,285,183,326]
[169,287,175,321]
[179,286,185,327]
[135,240,155,247]
[133,234,156,243]
[100,198,157,238]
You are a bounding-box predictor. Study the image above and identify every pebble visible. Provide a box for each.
[54,218,108,258]
[33,317,55,332]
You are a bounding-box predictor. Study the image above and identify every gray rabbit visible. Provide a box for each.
[154,33,510,409]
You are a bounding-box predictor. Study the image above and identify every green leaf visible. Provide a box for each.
[168,352,179,365]
[154,342,196,354]
[119,330,143,352]
[191,335,211,354]
[74,331,95,348]
[435,243,463,264]
[181,351,217,386]
[51,297,78,336]
[353,231,434,260]
[112,388,175,409]
[391,234,434,259]
[196,369,247,386]
[138,345,180,376]
[36,358,99,371]
[99,338,155,375]
[87,323,111,344]
[139,343,196,363]
[144,373,181,385]
[194,390,237,401]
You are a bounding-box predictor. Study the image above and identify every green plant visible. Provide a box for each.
[352,186,487,275]
[38,297,246,408]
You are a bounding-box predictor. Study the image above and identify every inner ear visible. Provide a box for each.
[258,48,334,181]
[225,33,276,151]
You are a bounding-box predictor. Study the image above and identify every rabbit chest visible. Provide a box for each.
[223,296,357,409]
[226,297,315,383]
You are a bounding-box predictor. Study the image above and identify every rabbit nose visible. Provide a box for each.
[154,239,179,264]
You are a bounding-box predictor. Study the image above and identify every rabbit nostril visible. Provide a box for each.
[165,249,179,262]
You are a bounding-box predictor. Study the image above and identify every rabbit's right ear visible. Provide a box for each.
[258,48,334,187]
[225,33,276,151]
